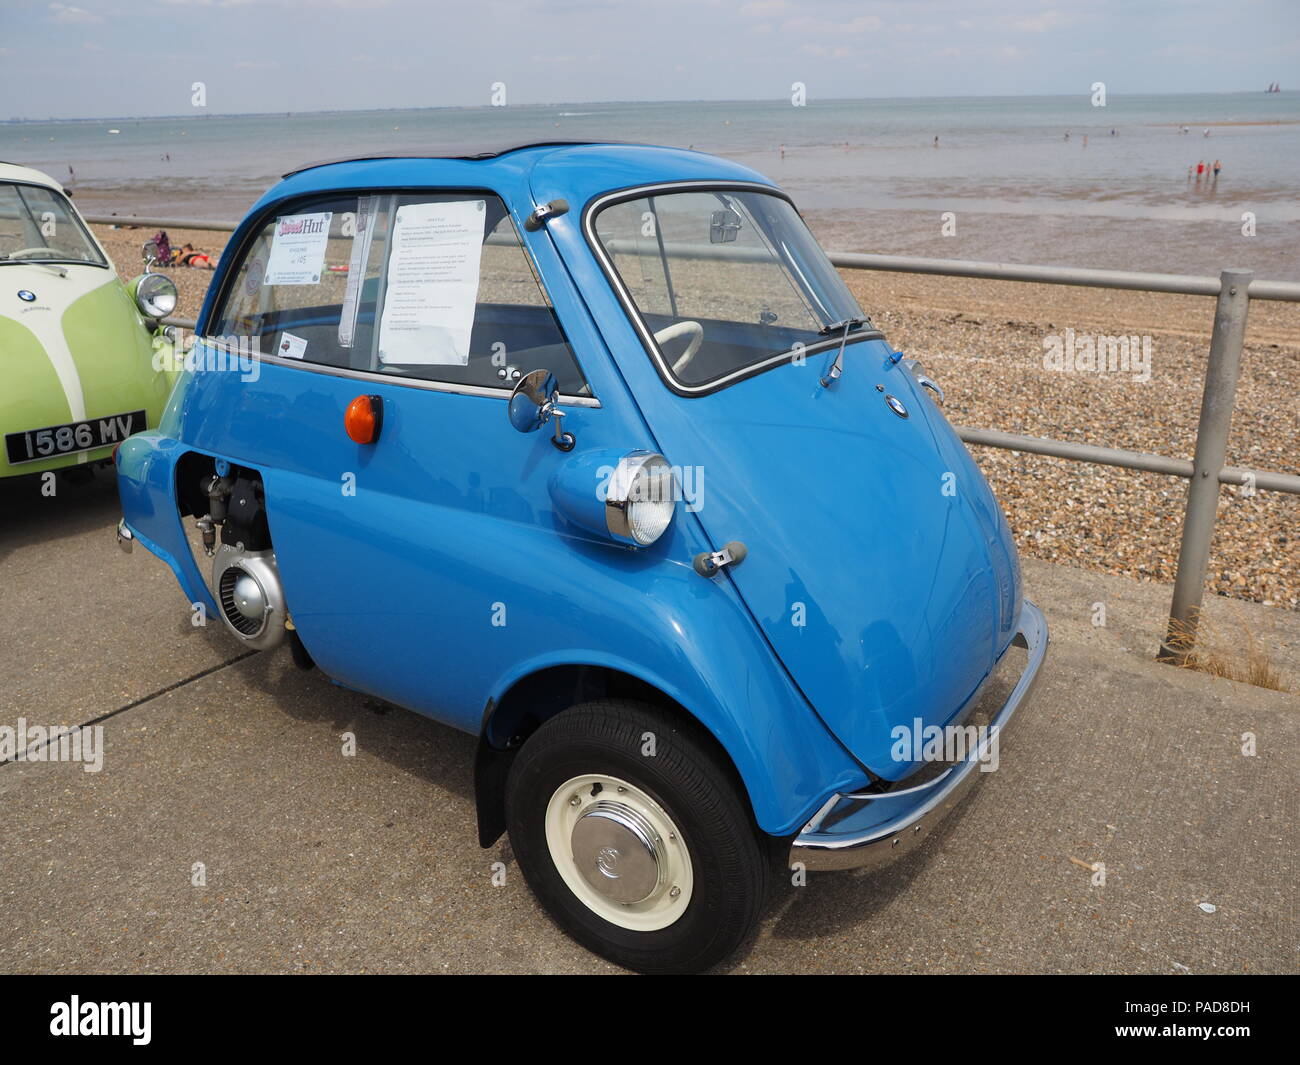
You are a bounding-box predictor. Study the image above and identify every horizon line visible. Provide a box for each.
[3,88,1293,125]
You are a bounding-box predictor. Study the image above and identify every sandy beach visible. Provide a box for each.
[91,221,1299,611]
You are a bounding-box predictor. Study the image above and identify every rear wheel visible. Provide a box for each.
[505,699,769,973]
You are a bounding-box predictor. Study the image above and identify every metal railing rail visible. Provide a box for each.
[85,214,242,232]
[87,214,1300,658]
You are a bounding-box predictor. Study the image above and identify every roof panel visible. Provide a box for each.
[281,139,624,178]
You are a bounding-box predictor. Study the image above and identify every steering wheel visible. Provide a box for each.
[653,320,704,375]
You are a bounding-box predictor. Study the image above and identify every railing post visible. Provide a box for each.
[1158,268,1253,663]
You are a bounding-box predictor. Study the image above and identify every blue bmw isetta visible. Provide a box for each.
[115,141,1047,973]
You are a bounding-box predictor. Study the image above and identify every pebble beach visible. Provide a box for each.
[90,222,1300,611]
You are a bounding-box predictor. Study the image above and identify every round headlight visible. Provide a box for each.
[606,452,676,546]
[135,273,178,318]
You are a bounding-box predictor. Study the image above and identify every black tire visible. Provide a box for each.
[505,699,769,974]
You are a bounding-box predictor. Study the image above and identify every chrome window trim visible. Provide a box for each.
[583,180,882,397]
[196,338,601,407]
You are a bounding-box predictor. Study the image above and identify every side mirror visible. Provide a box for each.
[141,240,162,274]
[508,369,576,451]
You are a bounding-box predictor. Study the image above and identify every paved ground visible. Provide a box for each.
[0,470,1295,974]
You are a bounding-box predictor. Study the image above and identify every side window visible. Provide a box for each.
[211,192,590,396]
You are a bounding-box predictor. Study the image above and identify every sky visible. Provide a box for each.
[1,0,1298,120]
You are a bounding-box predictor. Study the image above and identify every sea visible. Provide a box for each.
[3,93,1298,279]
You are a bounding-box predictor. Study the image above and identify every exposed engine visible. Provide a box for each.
[193,466,288,651]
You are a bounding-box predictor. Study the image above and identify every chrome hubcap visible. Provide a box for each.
[570,800,664,904]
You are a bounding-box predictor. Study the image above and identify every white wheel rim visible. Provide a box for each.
[544,773,694,932]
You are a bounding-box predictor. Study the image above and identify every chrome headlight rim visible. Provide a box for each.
[135,272,178,319]
[604,451,676,547]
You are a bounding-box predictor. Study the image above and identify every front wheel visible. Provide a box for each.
[505,700,769,973]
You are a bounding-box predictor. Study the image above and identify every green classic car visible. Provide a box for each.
[1,162,178,479]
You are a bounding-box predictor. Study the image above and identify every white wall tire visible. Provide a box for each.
[506,699,770,974]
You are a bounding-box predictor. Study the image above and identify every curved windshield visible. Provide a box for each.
[591,188,868,392]
[0,182,106,267]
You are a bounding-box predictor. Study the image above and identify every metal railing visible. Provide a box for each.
[87,213,1300,658]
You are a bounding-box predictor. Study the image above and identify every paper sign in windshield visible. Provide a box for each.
[378,200,486,366]
[265,212,332,285]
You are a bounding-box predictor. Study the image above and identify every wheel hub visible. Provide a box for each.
[570,800,664,904]
[544,773,694,931]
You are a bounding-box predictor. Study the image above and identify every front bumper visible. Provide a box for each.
[790,598,1048,872]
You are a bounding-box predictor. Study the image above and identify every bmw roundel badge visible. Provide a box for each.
[17,290,36,302]
[884,393,908,418]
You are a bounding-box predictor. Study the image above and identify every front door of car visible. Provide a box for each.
[200,187,635,731]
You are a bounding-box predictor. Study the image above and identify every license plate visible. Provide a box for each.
[5,409,146,466]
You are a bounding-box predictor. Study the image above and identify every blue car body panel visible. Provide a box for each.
[118,142,1026,838]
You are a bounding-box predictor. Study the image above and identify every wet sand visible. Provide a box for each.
[91,222,1300,610]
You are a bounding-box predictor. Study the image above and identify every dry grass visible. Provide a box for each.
[1164,610,1291,692]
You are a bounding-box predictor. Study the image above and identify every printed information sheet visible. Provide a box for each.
[265,212,333,286]
[378,199,486,366]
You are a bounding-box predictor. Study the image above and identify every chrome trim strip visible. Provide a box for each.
[582,181,881,397]
[195,341,601,408]
[790,599,1049,872]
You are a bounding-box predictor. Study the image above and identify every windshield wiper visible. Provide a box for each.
[0,256,69,276]
[818,317,867,387]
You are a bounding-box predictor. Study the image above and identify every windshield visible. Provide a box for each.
[590,188,868,392]
[0,182,107,267]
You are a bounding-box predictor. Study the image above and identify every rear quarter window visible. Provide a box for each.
[211,191,590,396]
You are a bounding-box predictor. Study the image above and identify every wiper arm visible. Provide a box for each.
[818,317,866,388]
[1,257,68,277]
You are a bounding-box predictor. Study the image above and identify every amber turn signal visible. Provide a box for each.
[345,394,383,444]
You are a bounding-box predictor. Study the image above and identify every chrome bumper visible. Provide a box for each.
[790,598,1048,872]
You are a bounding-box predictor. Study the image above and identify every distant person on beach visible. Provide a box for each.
[1197,160,1205,177]
[1213,159,1221,178]
[779,143,785,159]
[1110,129,1116,136]
[1064,131,1070,140]
[176,243,215,270]
[933,135,939,147]
[1187,165,1194,180]
[1203,128,1210,137]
